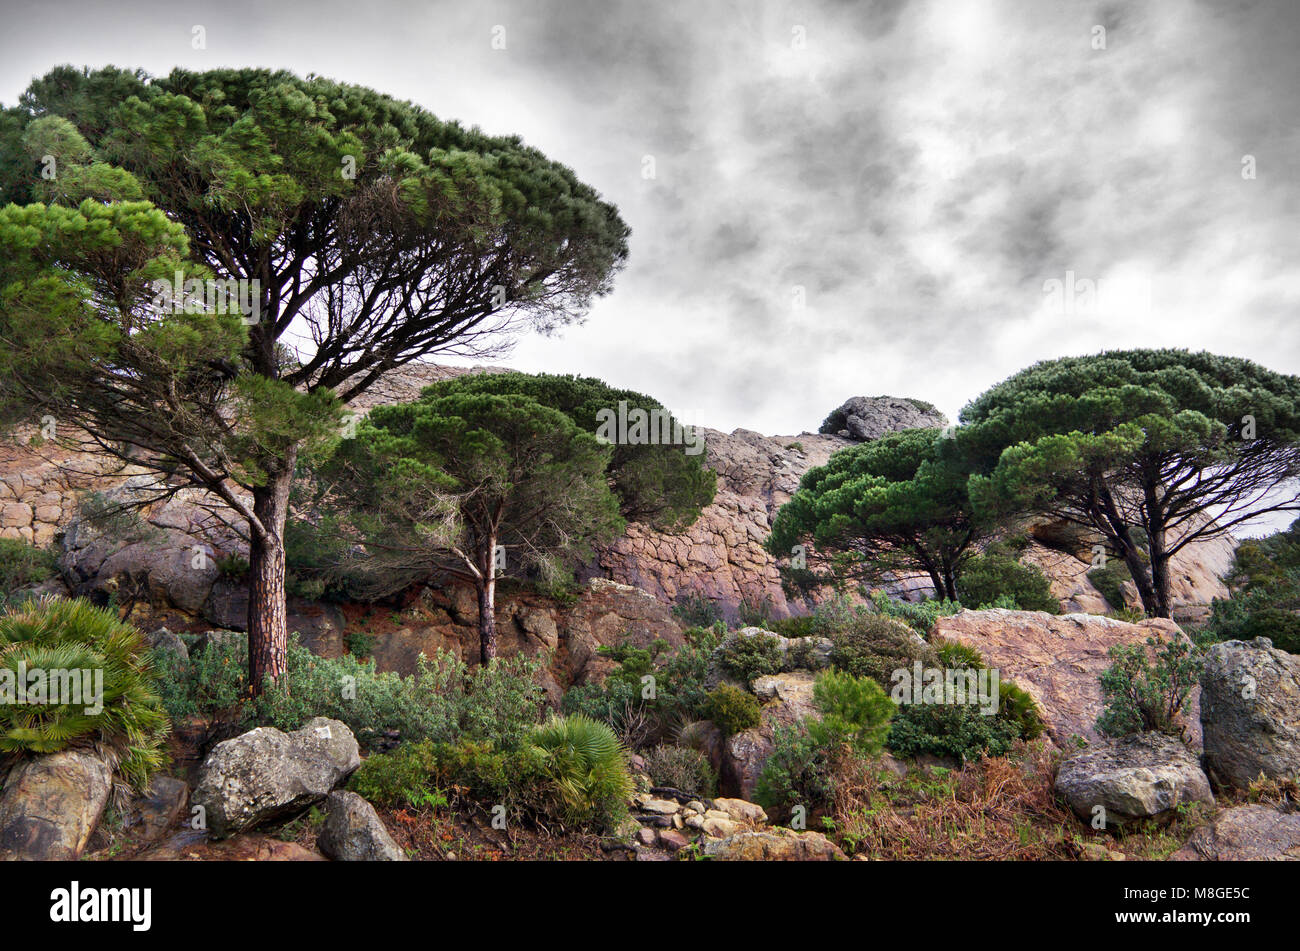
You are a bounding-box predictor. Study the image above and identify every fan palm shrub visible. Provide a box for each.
[0,596,170,790]
[529,714,634,832]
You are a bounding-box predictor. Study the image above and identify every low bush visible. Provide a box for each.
[828,614,937,688]
[736,593,775,629]
[956,552,1060,614]
[643,743,716,797]
[0,537,57,593]
[886,701,1023,763]
[707,684,761,735]
[0,597,170,790]
[807,668,894,756]
[1096,637,1202,738]
[869,592,962,635]
[672,590,724,628]
[754,723,837,820]
[530,714,634,832]
[716,630,783,682]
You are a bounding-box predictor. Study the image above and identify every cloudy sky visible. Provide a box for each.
[2,0,1298,436]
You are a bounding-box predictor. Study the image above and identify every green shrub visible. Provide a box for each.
[561,626,721,745]
[0,537,57,593]
[673,590,723,628]
[349,739,441,807]
[163,636,547,751]
[1096,637,1203,738]
[753,723,837,819]
[1236,608,1300,655]
[769,614,819,639]
[529,714,634,833]
[344,628,375,658]
[0,596,170,790]
[956,552,1060,614]
[997,681,1044,741]
[869,591,961,635]
[828,614,937,687]
[807,668,894,755]
[707,684,761,735]
[642,743,717,797]
[935,641,984,670]
[716,630,783,682]
[1088,562,1131,612]
[886,701,1022,762]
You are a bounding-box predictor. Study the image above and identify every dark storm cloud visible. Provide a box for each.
[1,0,1297,435]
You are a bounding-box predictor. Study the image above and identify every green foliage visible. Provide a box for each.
[768,427,992,601]
[716,630,783,682]
[706,684,761,735]
[415,372,716,531]
[962,350,1300,617]
[643,743,717,797]
[344,628,375,659]
[348,739,441,808]
[1205,519,1300,654]
[672,591,724,628]
[0,597,170,790]
[312,392,625,606]
[529,714,634,832]
[886,702,1022,763]
[997,681,1045,741]
[0,537,56,593]
[214,553,249,581]
[935,641,985,670]
[754,723,838,819]
[869,591,962,634]
[828,613,938,688]
[1096,637,1204,738]
[560,626,721,746]
[807,669,895,756]
[162,637,547,751]
[956,551,1060,613]
[1088,562,1132,613]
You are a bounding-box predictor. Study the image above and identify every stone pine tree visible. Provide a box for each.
[767,428,989,600]
[316,392,626,665]
[0,66,629,690]
[961,350,1300,618]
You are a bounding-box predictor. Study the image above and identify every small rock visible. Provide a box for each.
[703,827,847,861]
[635,827,657,847]
[317,791,407,861]
[1171,804,1300,861]
[658,828,690,851]
[712,798,768,824]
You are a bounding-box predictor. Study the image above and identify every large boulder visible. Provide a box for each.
[932,609,1202,749]
[1171,804,1300,861]
[819,396,948,442]
[317,791,407,861]
[1200,638,1300,790]
[1054,732,1213,827]
[0,750,113,860]
[192,717,360,839]
[703,827,846,861]
[721,670,818,800]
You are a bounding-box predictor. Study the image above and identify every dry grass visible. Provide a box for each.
[829,741,1083,860]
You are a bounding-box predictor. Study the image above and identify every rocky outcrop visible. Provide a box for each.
[139,829,326,861]
[932,609,1202,749]
[1054,733,1213,827]
[721,670,819,800]
[0,750,113,860]
[702,827,846,861]
[1171,804,1300,861]
[819,396,948,441]
[1200,638,1300,790]
[192,718,361,839]
[317,791,407,861]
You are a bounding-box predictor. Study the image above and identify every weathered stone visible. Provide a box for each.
[932,609,1202,748]
[1055,733,1213,826]
[1171,804,1300,861]
[722,671,819,800]
[192,717,361,839]
[711,797,768,824]
[658,828,690,851]
[703,827,846,861]
[0,750,112,860]
[125,776,189,843]
[1200,638,1300,790]
[317,791,407,861]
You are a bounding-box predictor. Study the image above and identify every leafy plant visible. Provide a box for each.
[643,743,717,797]
[828,614,937,687]
[716,630,783,682]
[673,590,724,628]
[529,714,634,833]
[807,668,894,755]
[1096,637,1203,738]
[956,551,1060,614]
[707,684,761,735]
[0,537,56,593]
[0,596,170,790]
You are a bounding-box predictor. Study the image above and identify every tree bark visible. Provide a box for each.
[247,455,296,694]
[476,575,497,666]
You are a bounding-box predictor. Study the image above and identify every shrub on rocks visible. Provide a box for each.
[643,744,717,797]
[956,551,1060,614]
[828,614,937,688]
[0,596,170,791]
[1096,637,1202,740]
[707,685,761,735]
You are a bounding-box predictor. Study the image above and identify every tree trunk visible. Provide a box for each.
[1119,542,1159,617]
[1148,525,1172,619]
[247,458,295,694]
[476,576,497,666]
